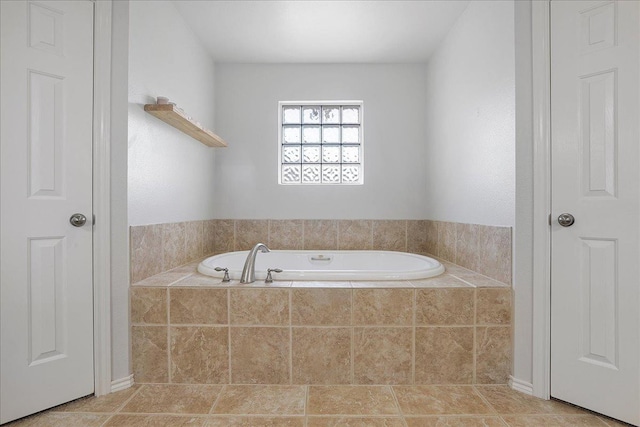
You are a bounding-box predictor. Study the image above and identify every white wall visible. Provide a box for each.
[213,64,428,219]
[423,0,515,227]
[128,0,217,226]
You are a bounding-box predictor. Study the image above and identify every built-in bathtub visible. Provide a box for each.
[131,250,512,387]
[198,250,445,281]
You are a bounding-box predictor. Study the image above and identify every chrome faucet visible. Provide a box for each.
[240,243,270,283]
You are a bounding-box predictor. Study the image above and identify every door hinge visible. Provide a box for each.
[548,213,552,226]
[93,214,96,226]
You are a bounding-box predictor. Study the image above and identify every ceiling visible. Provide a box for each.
[173,1,470,64]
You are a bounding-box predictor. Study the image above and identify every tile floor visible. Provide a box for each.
[6,384,631,426]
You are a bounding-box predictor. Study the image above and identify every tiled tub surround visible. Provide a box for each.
[131,263,512,387]
[131,219,512,285]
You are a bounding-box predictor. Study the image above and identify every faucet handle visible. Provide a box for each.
[265,268,283,283]
[214,267,231,282]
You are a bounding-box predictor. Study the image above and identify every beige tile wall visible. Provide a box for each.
[130,286,512,386]
[131,219,512,285]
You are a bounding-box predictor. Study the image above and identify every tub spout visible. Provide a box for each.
[240,243,270,283]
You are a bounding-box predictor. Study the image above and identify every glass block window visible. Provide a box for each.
[279,101,363,185]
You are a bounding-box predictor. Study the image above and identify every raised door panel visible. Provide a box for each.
[28,237,67,365]
[580,70,617,198]
[28,71,65,198]
[578,238,618,369]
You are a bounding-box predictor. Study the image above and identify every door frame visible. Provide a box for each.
[531,0,552,400]
[92,0,113,397]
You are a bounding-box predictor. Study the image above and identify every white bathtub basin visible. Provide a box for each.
[198,250,444,281]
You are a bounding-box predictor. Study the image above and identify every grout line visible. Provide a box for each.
[112,383,145,413]
[472,384,500,415]
[305,415,407,420]
[166,287,172,384]
[232,220,237,251]
[597,416,629,427]
[350,288,355,385]
[473,288,478,385]
[98,414,115,427]
[227,288,232,384]
[370,220,374,250]
[289,289,293,385]
[404,220,408,252]
[434,220,440,258]
[160,224,166,273]
[411,289,416,385]
[198,220,204,259]
[453,222,458,264]
[134,322,230,328]
[268,326,482,330]
[109,411,219,417]
[136,322,483,329]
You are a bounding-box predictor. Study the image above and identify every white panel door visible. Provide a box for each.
[551,1,640,425]
[0,1,95,423]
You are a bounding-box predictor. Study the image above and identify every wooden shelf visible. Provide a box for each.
[144,104,227,148]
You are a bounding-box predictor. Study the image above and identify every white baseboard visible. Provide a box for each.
[509,376,534,396]
[110,374,134,393]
